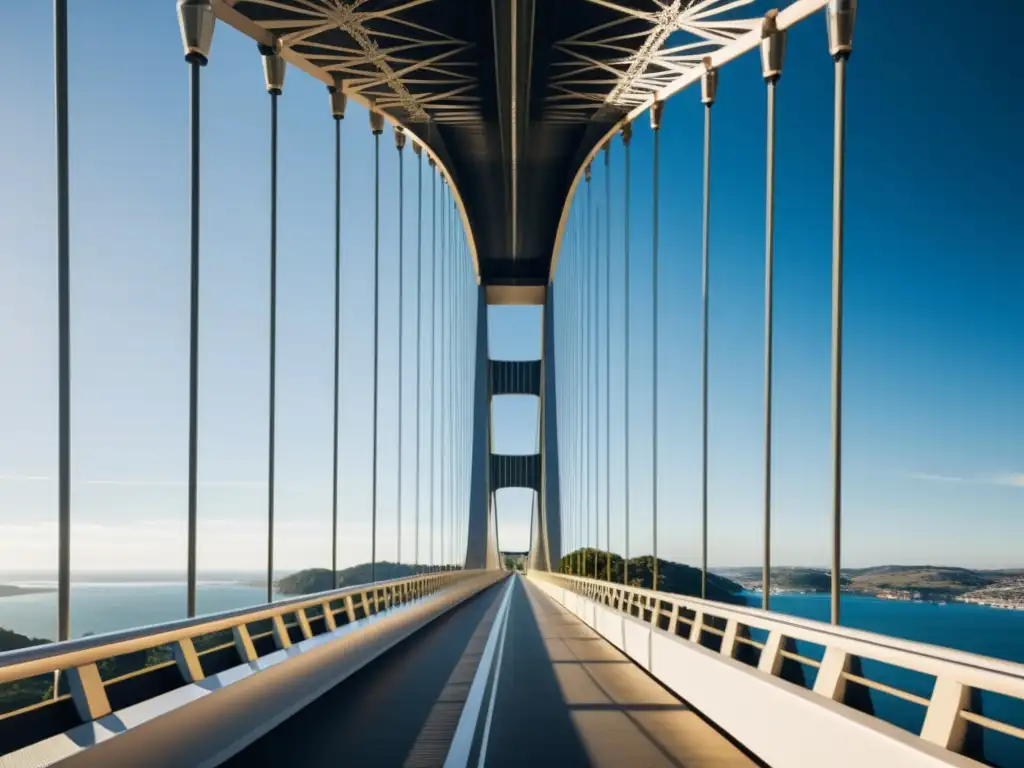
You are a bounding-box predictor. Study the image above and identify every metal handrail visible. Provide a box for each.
[538,572,1024,693]
[0,570,469,685]
[533,571,1024,757]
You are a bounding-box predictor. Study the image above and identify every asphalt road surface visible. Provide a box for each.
[224,575,757,767]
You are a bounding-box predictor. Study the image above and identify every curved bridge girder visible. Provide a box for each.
[211,0,787,288]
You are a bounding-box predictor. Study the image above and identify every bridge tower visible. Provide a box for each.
[464,289,561,571]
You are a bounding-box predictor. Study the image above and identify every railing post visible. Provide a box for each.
[649,595,661,628]
[921,677,971,752]
[174,637,205,683]
[233,624,257,662]
[688,611,703,643]
[720,618,739,658]
[65,664,111,722]
[323,602,337,631]
[667,603,680,636]
[758,630,785,676]
[295,608,313,640]
[812,646,849,700]
[272,614,292,650]
[345,594,357,623]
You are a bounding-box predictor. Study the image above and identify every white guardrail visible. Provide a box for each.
[530,571,1024,768]
[0,569,504,767]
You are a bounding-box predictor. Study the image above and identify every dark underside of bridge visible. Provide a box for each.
[224,0,659,288]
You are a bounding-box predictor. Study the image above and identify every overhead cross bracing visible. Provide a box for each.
[229,0,481,125]
[214,0,766,291]
[547,0,760,122]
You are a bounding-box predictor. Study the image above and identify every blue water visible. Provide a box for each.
[744,592,1024,765]
[0,581,284,641]
[755,592,1024,664]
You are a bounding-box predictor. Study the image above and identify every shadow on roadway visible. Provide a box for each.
[222,582,506,768]
[478,577,757,768]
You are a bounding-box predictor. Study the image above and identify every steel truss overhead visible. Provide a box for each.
[217,0,774,286]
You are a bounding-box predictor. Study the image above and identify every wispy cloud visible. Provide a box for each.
[992,473,1024,488]
[907,471,1024,488]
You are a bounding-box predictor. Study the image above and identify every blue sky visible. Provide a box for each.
[0,1,1021,580]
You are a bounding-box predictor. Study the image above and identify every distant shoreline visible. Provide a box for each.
[0,585,56,599]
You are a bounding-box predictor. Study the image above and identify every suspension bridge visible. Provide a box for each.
[1,1,1022,766]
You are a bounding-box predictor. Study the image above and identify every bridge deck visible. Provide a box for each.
[225,576,756,767]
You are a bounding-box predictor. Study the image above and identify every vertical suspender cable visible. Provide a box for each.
[603,143,611,582]
[699,61,717,599]
[179,1,215,616]
[460,237,467,564]
[414,144,423,567]
[650,102,663,590]
[453,199,459,565]
[395,128,406,564]
[55,0,71,641]
[453,230,459,565]
[576,212,584,576]
[259,42,285,604]
[444,201,450,569]
[456,246,461,566]
[760,11,786,610]
[568,243,573,575]
[456,247,462,565]
[268,89,277,603]
[827,0,855,625]
[621,122,632,586]
[764,64,777,611]
[430,160,437,571]
[328,83,346,588]
[461,239,468,564]
[440,180,447,568]
[592,169,599,579]
[584,167,591,577]
[448,195,455,567]
[185,51,202,619]
[447,200,454,566]
[561,274,569,573]
[573,214,581,573]
[589,170,598,580]
[370,109,384,582]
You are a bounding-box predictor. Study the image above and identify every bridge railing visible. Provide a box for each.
[0,570,479,755]
[532,571,1024,764]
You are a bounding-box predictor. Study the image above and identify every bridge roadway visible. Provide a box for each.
[224,575,757,768]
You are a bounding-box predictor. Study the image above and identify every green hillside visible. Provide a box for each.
[844,566,994,597]
[560,548,745,605]
[0,628,54,714]
[276,561,437,595]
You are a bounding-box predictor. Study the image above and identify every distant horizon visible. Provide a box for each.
[4,558,1024,580]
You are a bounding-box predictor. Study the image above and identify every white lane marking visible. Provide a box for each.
[443,577,515,768]
[476,577,513,767]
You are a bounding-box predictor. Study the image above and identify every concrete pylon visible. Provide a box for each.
[530,290,562,571]
[464,286,499,569]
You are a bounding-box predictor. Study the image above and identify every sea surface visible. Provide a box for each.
[0,578,285,641]
[745,591,1024,664]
